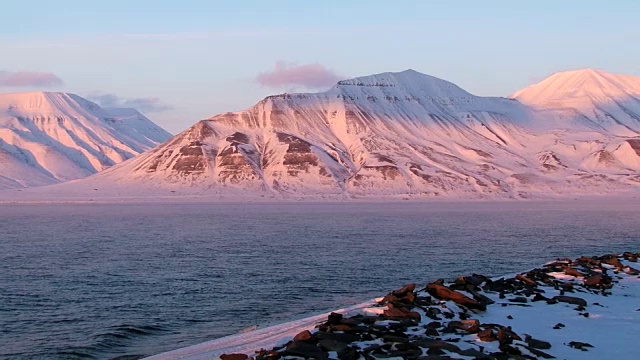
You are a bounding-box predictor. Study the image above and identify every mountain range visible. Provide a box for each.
[3,69,640,200]
[0,92,171,189]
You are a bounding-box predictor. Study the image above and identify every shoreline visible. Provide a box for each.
[145,252,640,360]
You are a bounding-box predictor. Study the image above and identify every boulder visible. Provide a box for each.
[327,312,343,325]
[563,267,582,277]
[515,274,537,286]
[477,328,496,342]
[383,307,421,321]
[584,274,603,287]
[445,319,480,334]
[285,341,328,360]
[293,330,314,343]
[220,354,249,360]
[426,283,486,311]
[553,295,587,307]
[525,334,552,349]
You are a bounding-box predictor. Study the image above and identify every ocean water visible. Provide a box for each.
[1,201,639,360]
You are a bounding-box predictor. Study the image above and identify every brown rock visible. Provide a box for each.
[477,328,496,342]
[625,266,640,275]
[383,307,421,321]
[426,283,486,311]
[329,324,353,332]
[446,319,480,334]
[392,283,416,296]
[516,274,537,286]
[564,267,582,277]
[220,354,249,360]
[293,330,313,342]
[584,274,603,287]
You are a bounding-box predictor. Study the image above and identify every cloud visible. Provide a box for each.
[256,61,342,88]
[87,93,172,113]
[0,71,64,87]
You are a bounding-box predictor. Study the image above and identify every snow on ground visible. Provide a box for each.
[145,253,640,360]
[144,301,379,360]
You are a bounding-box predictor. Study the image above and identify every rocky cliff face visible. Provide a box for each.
[86,69,640,199]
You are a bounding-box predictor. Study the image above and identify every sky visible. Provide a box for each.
[1,0,639,134]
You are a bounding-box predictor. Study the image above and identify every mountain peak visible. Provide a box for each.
[512,69,640,106]
[0,91,101,114]
[332,69,472,99]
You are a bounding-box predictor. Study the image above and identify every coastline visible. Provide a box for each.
[145,253,640,360]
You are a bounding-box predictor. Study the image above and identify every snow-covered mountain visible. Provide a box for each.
[513,69,640,136]
[9,69,640,200]
[0,92,171,189]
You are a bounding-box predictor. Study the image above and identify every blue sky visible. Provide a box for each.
[1,1,638,133]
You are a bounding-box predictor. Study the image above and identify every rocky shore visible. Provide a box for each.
[211,252,640,360]
[146,252,640,360]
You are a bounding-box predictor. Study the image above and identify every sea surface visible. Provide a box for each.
[1,201,639,360]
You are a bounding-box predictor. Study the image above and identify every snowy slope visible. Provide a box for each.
[8,69,640,200]
[513,69,640,136]
[0,92,172,188]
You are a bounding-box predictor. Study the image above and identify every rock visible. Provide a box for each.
[392,283,416,296]
[553,323,565,329]
[255,350,280,360]
[508,296,528,303]
[293,330,314,343]
[328,324,354,332]
[381,334,409,343]
[524,334,551,349]
[563,267,582,277]
[465,286,496,306]
[318,339,348,353]
[552,295,587,307]
[314,332,359,344]
[220,354,249,360]
[383,307,421,321]
[531,293,550,302]
[498,343,521,356]
[477,328,496,342]
[285,341,328,360]
[515,274,537,286]
[525,346,555,359]
[602,256,623,268]
[624,266,640,275]
[337,346,359,360]
[425,307,442,320]
[426,283,486,311]
[496,326,521,345]
[445,319,480,334]
[567,341,594,350]
[388,343,422,359]
[584,274,603,287]
[327,312,343,325]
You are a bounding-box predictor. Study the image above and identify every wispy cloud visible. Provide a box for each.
[256,61,342,89]
[87,93,172,113]
[0,71,63,87]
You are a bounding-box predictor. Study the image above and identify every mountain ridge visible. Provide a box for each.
[0,91,172,188]
[4,69,640,200]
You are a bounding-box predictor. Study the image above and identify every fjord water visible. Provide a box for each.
[1,201,638,359]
